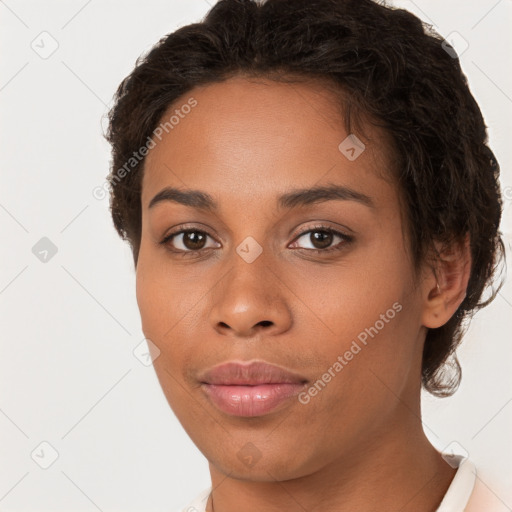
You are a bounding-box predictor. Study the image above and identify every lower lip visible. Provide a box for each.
[201,383,305,417]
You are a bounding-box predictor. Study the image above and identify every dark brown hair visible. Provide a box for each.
[105,0,504,397]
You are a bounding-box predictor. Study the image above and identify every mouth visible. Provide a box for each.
[198,360,308,417]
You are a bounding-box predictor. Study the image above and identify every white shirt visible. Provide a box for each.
[177,456,506,511]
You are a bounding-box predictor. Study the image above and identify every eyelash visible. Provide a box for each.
[159,223,353,257]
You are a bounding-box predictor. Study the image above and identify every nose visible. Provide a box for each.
[208,248,293,338]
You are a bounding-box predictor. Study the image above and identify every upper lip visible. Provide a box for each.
[199,360,308,386]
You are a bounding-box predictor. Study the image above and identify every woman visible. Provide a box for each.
[105,0,506,510]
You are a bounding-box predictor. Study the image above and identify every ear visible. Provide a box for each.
[420,233,472,329]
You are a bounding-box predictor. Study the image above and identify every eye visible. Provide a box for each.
[289,225,353,253]
[160,223,353,256]
[160,225,220,254]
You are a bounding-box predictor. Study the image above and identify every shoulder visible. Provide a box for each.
[436,454,509,512]
[465,473,510,512]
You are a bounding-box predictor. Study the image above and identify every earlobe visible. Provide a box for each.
[421,234,471,329]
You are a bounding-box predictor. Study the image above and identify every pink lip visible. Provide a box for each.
[198,361,308,417]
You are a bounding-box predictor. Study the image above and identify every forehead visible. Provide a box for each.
[141,76,395,210]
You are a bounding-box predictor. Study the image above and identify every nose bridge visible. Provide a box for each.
[208,237,292,336]
[231,237,275,294]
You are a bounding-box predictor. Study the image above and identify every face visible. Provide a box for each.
[136,76,428,481]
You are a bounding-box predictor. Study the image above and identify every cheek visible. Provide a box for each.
[135,253,196,406]
[135,246,198,338]
[135,245,217,379]
[135,258,166,339]
[292,252,406,338]
[290,245,420,391]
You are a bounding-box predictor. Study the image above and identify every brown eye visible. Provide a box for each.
[161,228,221,254]
[181,231,207,250]
[289,226,353,253]
[309,230,333,249]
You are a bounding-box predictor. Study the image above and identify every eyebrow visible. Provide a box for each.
[148,183,374,211]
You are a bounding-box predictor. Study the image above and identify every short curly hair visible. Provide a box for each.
[105,0,504,397]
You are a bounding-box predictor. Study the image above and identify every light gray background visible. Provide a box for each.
[1,1,511,510]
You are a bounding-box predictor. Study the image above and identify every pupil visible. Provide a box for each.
[312,231,332,249]
[185,231,205,250]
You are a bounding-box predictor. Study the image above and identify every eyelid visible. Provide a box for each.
[290,222,353,239]
[161,223,215,241]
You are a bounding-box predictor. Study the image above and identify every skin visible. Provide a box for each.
[135,76,471,512]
